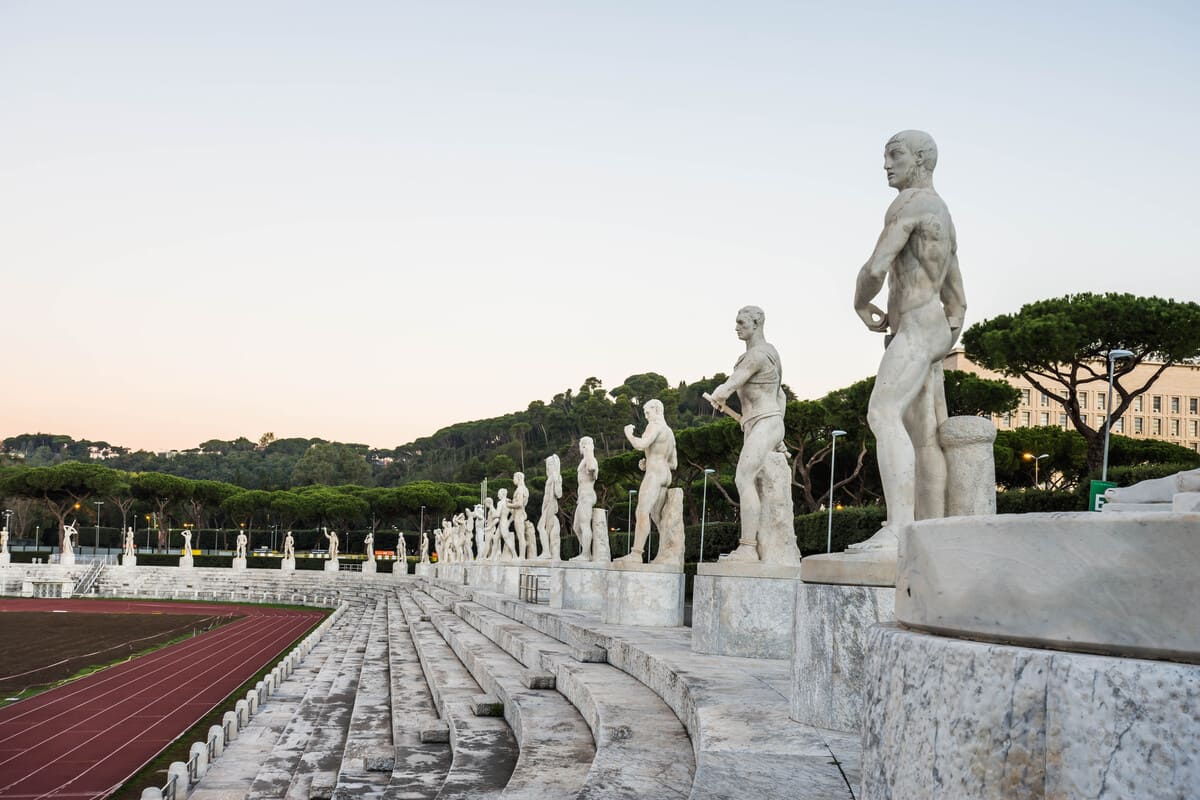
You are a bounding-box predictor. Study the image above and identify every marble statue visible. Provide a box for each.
[1106,468,1200,503]
[283,531,295,559]
[537,454,563,560]
[0,525,8,556]
[850,130,966,551]
[495,488,515,561]
[364,530,375,560]
[472,503,487,558]
[419,528,430,563]
[324,528,339,560]
[707,306,790,561]
[235,530,248,559]
[616,399,679,563]
[123,527,136,557]
[570,437,601,561]
[396,530,406,561]
[62,521,78,558]
[509,472,531,558]
[480,498,499,560]
[181,530,192,554]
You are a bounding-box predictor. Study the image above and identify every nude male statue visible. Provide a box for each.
[708,306,788,561]
[123,527,136,557]
[1106,468,1200,504]
[471,503,487,558]
[616,399,678,563]
[364,530,375,560]
[324,527,339,560]
[569,437,600,561]
[283,530,295,559]
[494,488,514,560]
[181,530,193,554]
[851,130,966,550]
[0,525,8,555]
[509,473,531,559]
[537,454,563,560]
[235,530,248,559]
[62,521,78,556]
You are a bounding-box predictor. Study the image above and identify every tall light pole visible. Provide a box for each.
[826,430,846,554]
[627,489,636,556]
[1102,349,1134,482]
[94,500,104,557]
[698,469,715,563]
[1023,452,1050,489]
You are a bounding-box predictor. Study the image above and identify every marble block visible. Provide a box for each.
[413,562,435,578]
[1,553,12,566]
[59,551,75,567]
[799,550,896,587]
[602,561,685,627]
[692,562,802,659]
[497,563,523,596]
[179,554,194,570]
[280,558,295,572]
[897,512,1200,662]
[362,559,377,574]
[119,555,136,568]
[791,582,895,732]
[230,557,246,571]
[436,563,466,584]
[861,623,1200,800]
[548,561,607,612]
[1173,492,1200,512]
[323,558,339,573]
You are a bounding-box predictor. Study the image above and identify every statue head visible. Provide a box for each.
[644,398,665,421]
[884,130,937,190]
[735,305,765,341]
[498,488,508,500]
[546,453,560,473]
[580,436,594,454]
[513,471,525,486]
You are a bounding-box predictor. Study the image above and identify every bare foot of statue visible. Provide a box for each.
[614,550,644,564]
[721,542,760,562]
[569,553,590,562]
[846,524,899,551]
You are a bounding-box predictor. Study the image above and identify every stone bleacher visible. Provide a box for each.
[4,563,858,799]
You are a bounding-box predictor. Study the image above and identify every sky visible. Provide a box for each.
[2,1,1197,452]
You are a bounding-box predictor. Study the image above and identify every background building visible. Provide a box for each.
[944,350,1200,453]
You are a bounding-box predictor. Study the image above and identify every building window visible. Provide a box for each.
[1040,393,1051,407]
[1021,411,1031,427]
[1190,397,1198,414]
[1021,389,1031,406]
[1079,392,1088,409]
[1113,417,1123,433]
[1080,413,1088,426]
[1060,413,1069,428]
[1039,412,1050,426]
[1190,420,1198,438]
[1134,417,1144,434]
[1133,396,1143,412]
[1171,396,1181,414]
[1002,412,1012,426]
[1097,394,1106,411]
[1171,419,1180,437]
[1152,395,1162,413]
[1153,418,1163,435]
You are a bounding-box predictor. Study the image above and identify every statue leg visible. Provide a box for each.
[570,506,593,561]
[724,418,783,562]
[514,514,526,558]
[907,362,947,520]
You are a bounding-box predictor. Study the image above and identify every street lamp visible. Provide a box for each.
[1022,452,1050,490]
[94,500,103,558]
[1102,349,1134,482]
[699,469,716,563]
[826,430,847,554]
[627,490,636,556]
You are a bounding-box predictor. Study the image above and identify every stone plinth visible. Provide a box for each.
[393,560,409,576]
[862,623,1200,800]
[435,563,466,584]
[898,512,1200,662]
[791,582,895,732]
[938,415,997,516]
[0,553,12,566]
[323,558,339,573]
[280,558,295,572]
[548,560,607,612]
[362,559,377,574]
[800,550,896,587]
[59,551,75,567]
[414,562,436,578]
[231,557,247,571]
[179,554,194,570]
[602,561,685,627]
[691,561,802,659]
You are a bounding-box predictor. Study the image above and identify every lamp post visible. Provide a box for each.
[1023,452,1050,490]
[699,469,715,563]
[627,490,636,556]
[94,500,103,558]
[826,430,846,554]
[1102,349,1134,482]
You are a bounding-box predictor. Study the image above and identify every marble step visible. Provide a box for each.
[396,593,517,800]
[444,593,695,799]
[333,600,394,799]
[408,589,596,800]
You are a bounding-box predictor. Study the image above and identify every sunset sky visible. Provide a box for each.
[3,1,1197,451]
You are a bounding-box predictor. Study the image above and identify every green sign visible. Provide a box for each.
[1089,480,1117,512]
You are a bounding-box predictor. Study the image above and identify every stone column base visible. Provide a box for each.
[0,553,12,566]
[862,623,1200,800]
[323,559,339,573]
[362,559,377,574]
[231,557,246,571]
[60,552,75,567]
[692,562,803,659]
[119,555,136,567]
[602,562,684,626]
[180,555,194,570]
[280,558,295,572]
[548,561,607,611]
[435,563,466,584]
[791,582,895,732]
[414,562,436,578]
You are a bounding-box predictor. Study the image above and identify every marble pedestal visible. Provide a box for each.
[790,581,895,732]
[120,555,136,567]
[414,562,436,578]
[362,559,377,574]
[280,558,295,572]
[602,561,685,627]
[179,554,194,570]
[435,563,466,584]
[231,557,247,571]
[862,623,1200,800]
[0,553,12,566]
[323,558,339,573]
[548,560,607,612]
[60,552,75,567]
[691,561,803,659]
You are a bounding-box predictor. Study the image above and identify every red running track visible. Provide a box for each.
[0,598,325,799]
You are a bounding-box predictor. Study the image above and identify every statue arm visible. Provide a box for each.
[940,249,967,345]
[855,199,918,330]
[711,350,766,404]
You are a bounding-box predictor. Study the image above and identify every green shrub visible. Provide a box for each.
[996,489,1082,514]
[795,507,888,555]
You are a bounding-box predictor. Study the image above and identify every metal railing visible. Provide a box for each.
[73,558,110,595]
